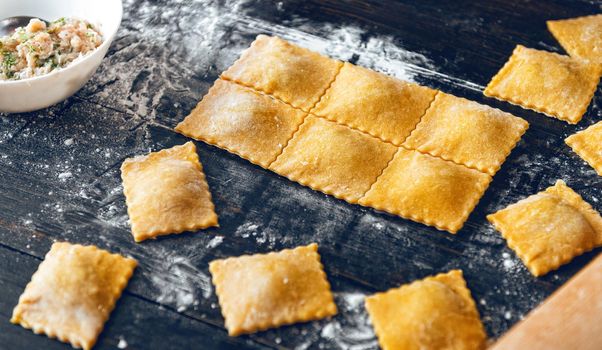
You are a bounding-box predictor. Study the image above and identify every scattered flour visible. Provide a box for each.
[320,292,377,350]
[63,138,74,146]
[117,337,128,349]
[206,235,224,248]
[57,171,73,180]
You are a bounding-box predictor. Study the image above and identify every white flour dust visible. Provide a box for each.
[320,292,377,350]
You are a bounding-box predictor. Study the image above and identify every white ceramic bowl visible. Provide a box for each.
[0,0,122,113]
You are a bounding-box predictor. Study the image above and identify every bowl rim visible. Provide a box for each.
[0,0,123,86]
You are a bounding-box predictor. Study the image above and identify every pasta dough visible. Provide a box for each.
[209,243,337,336]
[269,116,398,203]
[175,79,307,168]
[11,242,137,350]
[359,148,492,233]
[121,142,218,242]
[404,92,529,175]
[312,62,437,145]
[565,121,602,176]
[222,35,342,111]
[365,270,486,350]
[547,14,602,63]
[487,180,602,276]
[484,45,602,124]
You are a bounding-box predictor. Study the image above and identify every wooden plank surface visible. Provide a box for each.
[1,0,601,349]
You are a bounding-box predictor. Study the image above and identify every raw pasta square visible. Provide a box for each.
[404,92,529,175]
[359,148,492,233]
[269,116,398,203]
[548,14,602,63]
[209,243,337,336]
[11,242,137,350]
[487,180,602,276]
[121,142,218,242]
[484,45,602,124]
[222,35,343,111]
[312,62,437,145]
[565,121,602,176]
[365,270,487,350]
[175,79,307,168]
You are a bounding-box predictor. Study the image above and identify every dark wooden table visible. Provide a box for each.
[1,0,601,349]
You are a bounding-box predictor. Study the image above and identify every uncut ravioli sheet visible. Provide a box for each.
[177,35,528,233]
[11,242,137,350]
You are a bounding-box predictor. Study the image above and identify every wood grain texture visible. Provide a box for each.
[1,0,601,349]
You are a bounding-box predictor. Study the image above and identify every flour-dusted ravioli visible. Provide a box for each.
[359,148,492,233]
[404,92,529,175]
[484,45,602,124]
[209,243,337,336]
[487,180,602,276]
[175,79,307,168]
[11,242,137,350]
[548,14,602,63]
[222,35,342,111]
[269,116,398,203]
[566,121,602,176]
[365,270,487,350]
[311,62,437,145]
[121,142,218,242]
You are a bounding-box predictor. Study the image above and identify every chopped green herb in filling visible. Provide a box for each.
[0,17,103,81]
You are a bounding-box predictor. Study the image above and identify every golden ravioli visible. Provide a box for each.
[121,142,218,242]
[312,62,437,145]
[209,243,337,336]
[11,242,137,350]
[404,92,529,175]
[487,180,602,276]
[365,270,487,350]
[484,45,602,124]
[359,148,492,233]
[221,35,342,111]
[565,121,602,176]
[175,79,307,168]
[269,116,398,203]
[548,14,602,63]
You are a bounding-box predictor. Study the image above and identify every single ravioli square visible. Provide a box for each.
[312,62,437,145]
[365,270,487,350]
[484,45,602,124]
[175,79,307,168]
[221,35,343,111]
[11,242,137,350]
[359,148,492,233]
[209,243,337,336]
[269,116,398,203]
[121,142,218,242]
[548,14,602,63]
[404,92,529,175]
[565,121,602,176]
[487,180,602,276]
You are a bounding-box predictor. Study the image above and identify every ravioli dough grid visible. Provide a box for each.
[547,14,602,63]
[175,79,308,168]
[487,180,602,276]
[565,121,602,176]
[269,116,399,203]
[403,92,530,175]
[359,148,493,233]
[311,61,438,146]
[365,270,487,350]
[121,142,218,242]
[484,45,602,124]
[11,242,137,350]
[209,243,337,336]
[221,34,344,112]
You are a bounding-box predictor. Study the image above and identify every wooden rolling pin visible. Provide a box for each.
[490,253,602,350]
